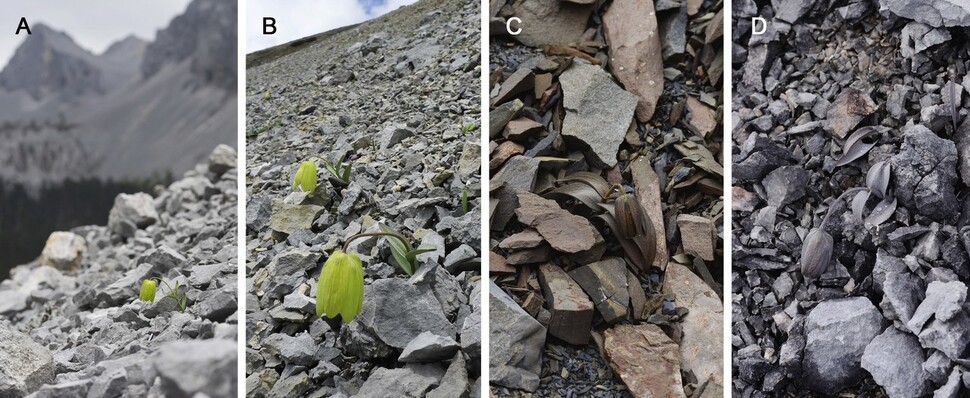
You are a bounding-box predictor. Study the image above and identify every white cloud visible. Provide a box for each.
[0,0,192,68]
[247,0,420,53]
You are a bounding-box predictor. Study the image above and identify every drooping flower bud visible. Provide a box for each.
[139,279,157,302]
[800,229,833,279]
[316,250,365,323]
[614,193,657,271]
[292,161,318,194]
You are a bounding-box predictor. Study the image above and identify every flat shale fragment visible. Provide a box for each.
[559,63,639,168]
[603,0,665,121]
[537,263,594,345]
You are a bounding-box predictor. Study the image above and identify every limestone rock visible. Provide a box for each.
[39,231,86,271]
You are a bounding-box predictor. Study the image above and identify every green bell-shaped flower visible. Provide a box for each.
[139,279,157,302]
[292,161,318,194]
[316,250,364,323]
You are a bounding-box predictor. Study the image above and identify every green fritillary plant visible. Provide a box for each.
[138,278,187,312]
[315,224,434,323]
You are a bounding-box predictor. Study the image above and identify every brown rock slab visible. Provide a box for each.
[826,88,877,139]
[489,141,525,171]
[604,324,686,398]
[568,258,630,323]
[505,118,545,141]
[686,97,717,136]
[537,263,594,345]
[664,262,723,390]
[630,157,668,270]
[732,186,760,212]
[506,244,553,265]
[490,252,516,274]
[677,214,715,261]
[499,228,545,250]
[511,0,593,47]
[627,269,647,320]
[515,190,606,264]
[491,156,540,231]
[492,68,535,106]
[603,0,665,122]
[522,292,544,317]
[533,73,553,98]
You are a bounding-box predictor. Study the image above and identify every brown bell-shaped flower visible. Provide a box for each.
[800,228,833,278]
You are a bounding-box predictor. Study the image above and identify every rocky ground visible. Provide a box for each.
[488,0,724,396]
[243,0,482,397]
[732,0,970,396]
[0,144,239,398]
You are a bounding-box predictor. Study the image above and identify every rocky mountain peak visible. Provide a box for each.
[0,23,102,100]
[141,0,236,88]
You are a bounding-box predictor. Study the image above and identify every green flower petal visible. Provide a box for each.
[139,279,157,302]
[317,251,364,323]
[292,161,318,194]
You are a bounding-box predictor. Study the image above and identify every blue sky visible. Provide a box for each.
[247,0,420,53]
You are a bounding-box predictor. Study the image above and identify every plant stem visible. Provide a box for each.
[820,187,866,229]
[343,231,411,252]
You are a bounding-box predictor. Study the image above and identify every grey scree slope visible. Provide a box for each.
[245,0,482,397]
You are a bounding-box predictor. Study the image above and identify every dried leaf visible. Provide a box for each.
[599,200,656,273]
[596,212,649,272]
[835,126,884,167]
[866,161,891,198]
[865,197,897,227]
[557,171,612,198]
[851,189,870,221]
[800,229,833,279]
[674,141,724,176]
[544,183,603,211]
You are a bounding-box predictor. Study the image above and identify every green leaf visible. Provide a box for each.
[380,224,415,275]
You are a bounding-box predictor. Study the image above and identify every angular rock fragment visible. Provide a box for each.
[39,231,86,271]
[802,297,886,394]
[107,192,159,238]
[630,157,668,270]
[356,365,443,397]
[891,125,959,220]
[356,278,456,349]
[490,156,539,230]
[515,190,605,263]
[154,339,236,398]
[510,0,593,47]
[559,63,639,168]
[398,331,460,363]
[498,228,544,250]
[492,68,534,106]
[489,281,545,392]
[0,327,54,397]
[878,0,970,27]
[489,251,516,274]
[490,99,523,139]
[269,200,324,236]
[604,324,686,398]
[677,214,716,261]
[568,258,629,323]
[826,89,877,140]
[879,271,924,331]
[900,22,951,57]
[664,262,723,389]
[603,0,664,121]
[861,327,931,398]
[537,263,594,344]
